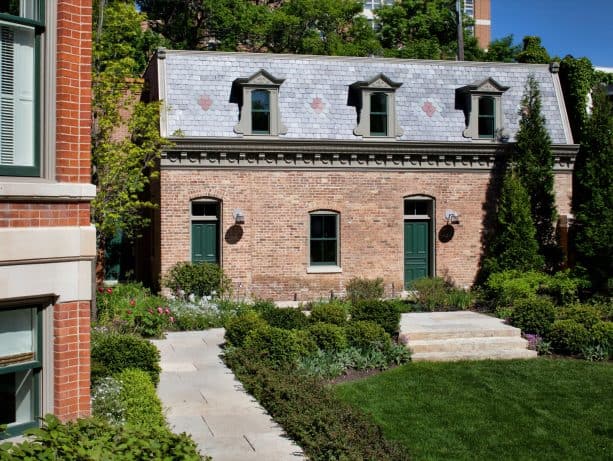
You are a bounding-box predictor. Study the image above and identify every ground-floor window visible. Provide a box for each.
[0,304,42,438]
[310,211,339,266]
[191,199,220,264]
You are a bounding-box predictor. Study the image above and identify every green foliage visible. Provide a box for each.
[345,320,391,351]
[224,310,267,347]
[410,277,474,311]
[0,414,204,460]
[351,300,401,336]
[90,332,161,385]
[556,304,603,329]
[514,75,560,269]
[484,35,521,62]
[163,261,232,298]
[549,319,590,354]
[589,321,613,354]
[223,349,410,461]
[509,297,555,336]
[516,36,550,64]
[91,376,125,425]
[309,300,349,326]
[262,307,309,330]
[573,87,613,293]
[116,368,166,430]
[95,283,174,337]
[307,322,348,352]
[345,277,384,303]
[243,326,311,368]
[559,56,594,143]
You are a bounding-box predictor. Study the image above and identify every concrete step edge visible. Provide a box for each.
[411,349,538,362]
[399,327,521,341]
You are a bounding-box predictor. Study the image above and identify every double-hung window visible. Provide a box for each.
[369,92,388,136]
[251,90,271,134]
[459,77,508,141]
[351,74,403,139]
[0,1,43,177]
[0,303,42,438]
[478,96,496,139]
[310,212,339,266]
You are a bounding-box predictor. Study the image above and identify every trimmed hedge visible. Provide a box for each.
[307,322,348,352]
[351,300,401,337]
[116,368,166,430]
[309,301,348,326]
[346,320,391,351]
[163,261,231,298]
[549,320,590,355]
[244,325,312,368]
[224,310,267,347]
[91,332,161,385]
[223,349,410,461]
[509,297,556,336]
[262,307,309,330]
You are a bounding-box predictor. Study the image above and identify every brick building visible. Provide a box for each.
[143,51,576,301]
[0,1,94,437]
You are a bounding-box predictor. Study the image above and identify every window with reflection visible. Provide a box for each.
[370,92,388,136]
[310,213,339,266]
[251,90,270,134]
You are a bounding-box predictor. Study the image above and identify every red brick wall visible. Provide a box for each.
[56,0,92,183]
[160,168,573,301]
[54,301,91,420]
[0,203,90,227]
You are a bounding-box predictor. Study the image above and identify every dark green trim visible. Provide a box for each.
[0,21,41,177]
[309,213,339,266]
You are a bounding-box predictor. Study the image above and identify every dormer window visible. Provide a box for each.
[350,74,403,139]
[458,77,509,141]
[231,70,287,137]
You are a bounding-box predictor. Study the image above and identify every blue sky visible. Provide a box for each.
[492,0,613,67]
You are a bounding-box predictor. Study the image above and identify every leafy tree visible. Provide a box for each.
[482,168,544,275]
[514,75,560,269]
[573,87,613,293]
[92,1,169,280]
[269,0,381,56]
[484,35,521,63]
[516,36,550,64]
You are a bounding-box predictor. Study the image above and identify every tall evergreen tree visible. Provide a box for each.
[573,87,613,293]
[515,75,560,269]
[482,168,544,276]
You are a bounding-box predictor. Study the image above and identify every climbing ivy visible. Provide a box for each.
[559,56,594,144]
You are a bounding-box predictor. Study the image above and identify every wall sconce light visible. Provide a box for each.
[498,128,510,143]
[445,209,461,225]
[233,209,245,225]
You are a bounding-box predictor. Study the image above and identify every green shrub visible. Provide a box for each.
[116,368,166,430]
[243,326,307,368]
[345,320,391,350]
[549,320,590,355]
[223,350,409,461]
[590,321,613,350]
[262,307,309,330]
[91,376,125,425]
[309,300,349,326]
[351,300,401,336]
[410,277,449,311]
[163,261,232,299]
[292,329,319,357]
[542,270,586,305]
[346,277,384,303]
[484,270,548,307]
[509,297,555,335]
[308,322,348,352]
[91,332,161,385]
[224,310,267,347]
[251,299,277,316]
[556,304,603,329]
[0,415,205,460]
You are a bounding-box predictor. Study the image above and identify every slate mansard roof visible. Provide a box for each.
[149,51,573,145]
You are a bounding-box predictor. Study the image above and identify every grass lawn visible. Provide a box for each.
[335,359,612,461]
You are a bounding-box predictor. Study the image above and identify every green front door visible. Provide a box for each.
[404,220,430,287]
[192,222,218,263]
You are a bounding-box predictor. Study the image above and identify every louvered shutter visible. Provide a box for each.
[0,21,34,167]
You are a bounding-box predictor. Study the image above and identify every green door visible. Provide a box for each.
[404,221,430,287]
[192,222,218,263]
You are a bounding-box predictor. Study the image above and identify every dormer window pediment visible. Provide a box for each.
[231,69,287,136]
[350,73,403,139]
[458,77,509,141]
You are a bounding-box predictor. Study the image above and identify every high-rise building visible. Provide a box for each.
[464,0,491,49]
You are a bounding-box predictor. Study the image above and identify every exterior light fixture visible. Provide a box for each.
[233,209,245,225]
[445,209,460,225]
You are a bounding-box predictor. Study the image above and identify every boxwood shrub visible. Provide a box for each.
[163,261,232,298]
[309,300,349,326]
[243,325,311,368]
[91,332,161,386]
[307,322,348,352]
[224,310,267,347]
[345,320,391,351]
[116,368,166,430]
[262,307,309,330]
[509,297,556,336]
[549,319,590,355]
[350,300,401,337]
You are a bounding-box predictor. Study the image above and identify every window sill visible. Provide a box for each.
[307,265,342,274]
[0,181,96,202]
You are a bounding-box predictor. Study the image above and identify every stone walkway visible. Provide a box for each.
[151,329,306,461]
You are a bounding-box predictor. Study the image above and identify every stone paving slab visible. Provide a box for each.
[151,329,306,460]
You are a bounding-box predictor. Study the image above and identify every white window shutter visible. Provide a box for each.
[0,25,16,165]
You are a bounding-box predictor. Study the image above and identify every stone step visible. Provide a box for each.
[408,336,530,354]
[411,348,538,362]
[400,326,520,342]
